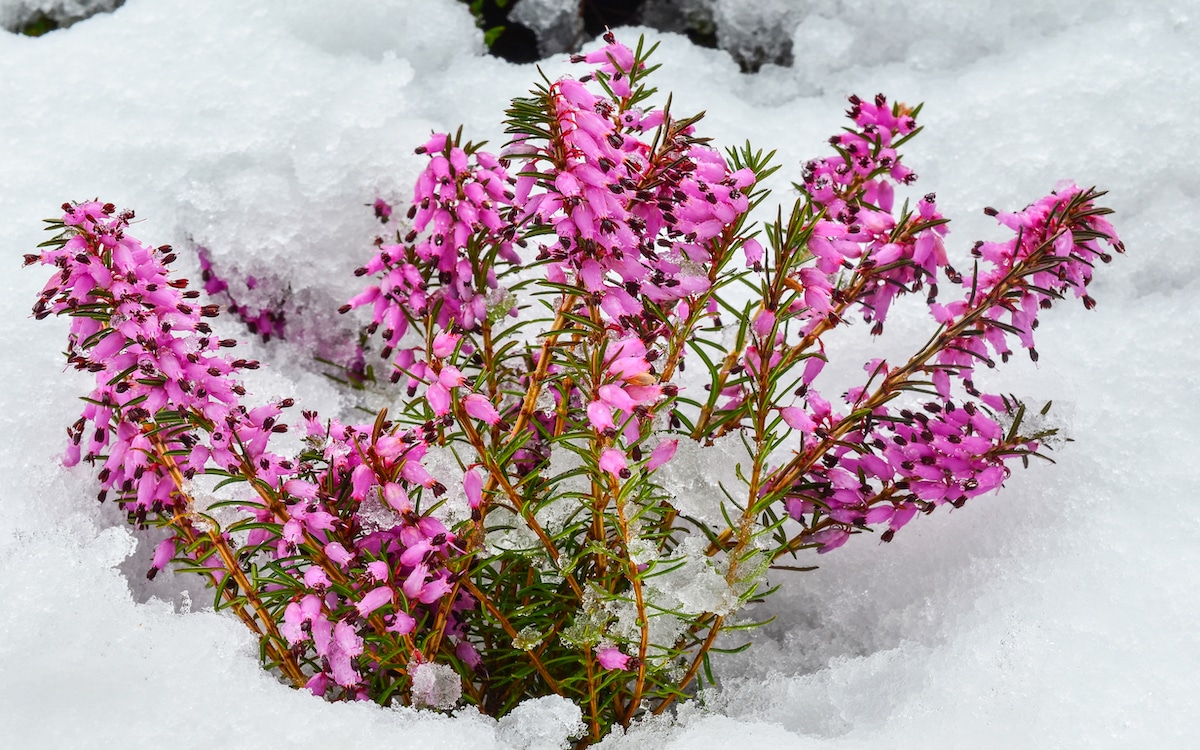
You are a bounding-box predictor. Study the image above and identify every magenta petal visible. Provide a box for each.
[304,567,330,590]
[426,381,451,416]
[151,537,175,572]
[324,542,354,567]
[802,356,825,384]
[456,641,483,669]
[752,308,775,337]
[305,672,330,697]
[284,479,319,500]
[464,467,483,509]
[351,464,375,501]
[383,482,411,513]
[742,238,763,267]
[402,564,429,599]
[596,647,630,670]
[599,448,626,477]
[388,611,416,636]
[438,365,466,388]
[780,406,815,432]
[432,331,461,358]
[646,440,678,471]
[587,400,615,432]
[463,393,501,425]
[282,602,307,645]
[356,586,394,617]
[418,575,453,604]
[889,503,919,531]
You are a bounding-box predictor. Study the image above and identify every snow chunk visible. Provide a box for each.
[409,660,462,710]
[496,695,586,750]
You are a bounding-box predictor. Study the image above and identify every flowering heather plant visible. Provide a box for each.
[28,34,1122,746]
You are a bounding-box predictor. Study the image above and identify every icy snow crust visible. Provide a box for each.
[2,0,1198,747]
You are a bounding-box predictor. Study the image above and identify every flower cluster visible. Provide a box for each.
[495,35,762,489]
[28,202,271,527]
[344,134,520,360]
[30,33,1124,748]
[31,201,473,700]
[796,94,949,335]
[932,181,1123,371]
[522,37,754,344]
[782,390,1026,553]
[270,414,474,697]
[770,181,1122,553]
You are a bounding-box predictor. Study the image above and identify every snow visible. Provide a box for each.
[2,0,1198,747]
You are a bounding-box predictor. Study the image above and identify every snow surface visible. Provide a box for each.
[2,0,1198,747]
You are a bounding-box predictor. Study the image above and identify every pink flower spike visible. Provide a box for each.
[599,448,626,478]
[463,393,501,425]
[646,440,678,471]
[596,647,630,670]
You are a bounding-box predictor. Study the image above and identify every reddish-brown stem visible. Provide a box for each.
[457,404,584,598]
[226,449,417,679]
[652,614,723,716]
[583,644,603,743]
[459,576,563,693]
[607,474,650,722]
[148,433,308,687]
